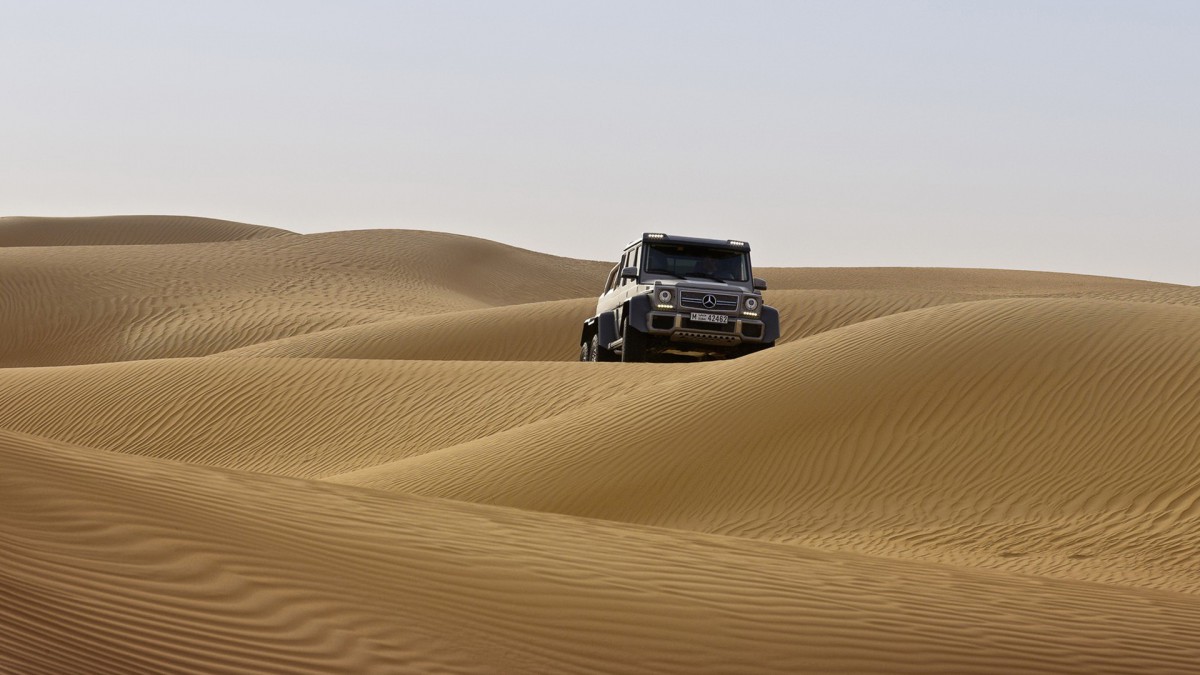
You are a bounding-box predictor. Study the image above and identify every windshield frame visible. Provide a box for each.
[642,243,751,283]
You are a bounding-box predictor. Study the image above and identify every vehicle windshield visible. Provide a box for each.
[644,244,749,282]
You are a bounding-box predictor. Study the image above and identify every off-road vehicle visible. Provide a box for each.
[579,233,779,362]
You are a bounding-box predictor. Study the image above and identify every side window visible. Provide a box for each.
[618,251,630,286]
[632,245,641,273]
[603,265,618,293]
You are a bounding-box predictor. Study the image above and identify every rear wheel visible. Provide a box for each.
[579,340,590,362]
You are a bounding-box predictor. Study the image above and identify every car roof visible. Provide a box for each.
[625,233,751,251]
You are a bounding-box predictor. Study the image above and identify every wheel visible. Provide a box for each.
[621,323,648,362]
[591,334,617,362]
[579,340,590,362]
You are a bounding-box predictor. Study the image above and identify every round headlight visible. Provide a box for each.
[745,297,759,311]
[657,289,672,304]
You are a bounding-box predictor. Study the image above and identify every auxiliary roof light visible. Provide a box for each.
[728,240,747,247]
[646,233,666,239]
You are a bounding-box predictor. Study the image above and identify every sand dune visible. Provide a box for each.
[6,430,1200,674]
[0,215,293,246]
[1070,285,1200,307]
[758,265,1176,294]
[0,229,609,366]
[216,298,600,361]
[0,357,694,478]
[4,217,1200,672]
[330,298,1200,592]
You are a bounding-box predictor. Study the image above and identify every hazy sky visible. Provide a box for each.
[3,1,1197,283]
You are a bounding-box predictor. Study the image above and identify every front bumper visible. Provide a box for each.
[644,311,768,346]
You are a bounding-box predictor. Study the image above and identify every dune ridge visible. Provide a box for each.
[0,215,294,246]
[214,298,600,361]
[757,265,1180,293]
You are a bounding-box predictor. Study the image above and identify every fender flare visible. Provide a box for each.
[580,317,597,345]
[760,306,781,343]
[598,311,618,347]
[627,294,652,332]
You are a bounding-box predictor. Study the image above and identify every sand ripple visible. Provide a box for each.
[6,430,1200,674]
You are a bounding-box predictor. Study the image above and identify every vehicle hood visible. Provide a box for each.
[653,279,753,293]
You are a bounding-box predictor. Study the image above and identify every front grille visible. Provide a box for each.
[680,291,739,311]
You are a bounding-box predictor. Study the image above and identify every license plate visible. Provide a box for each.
[689,312,728,324]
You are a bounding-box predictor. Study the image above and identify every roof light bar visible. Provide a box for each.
[645,233,666,239]
[728,240,747,247]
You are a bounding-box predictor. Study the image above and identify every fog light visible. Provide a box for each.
[656,304,674,310]
[743,311,759,318]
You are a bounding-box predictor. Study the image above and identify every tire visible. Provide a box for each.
[621,323,648,362]
[591,334,618,362]
[579,340,590,362]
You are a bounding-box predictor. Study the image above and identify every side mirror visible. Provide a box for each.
[620,266,639,280]
[752,277,768,291]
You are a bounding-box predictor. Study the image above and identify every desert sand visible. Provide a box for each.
[3,215,1200,673]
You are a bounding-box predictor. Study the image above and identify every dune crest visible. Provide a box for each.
[0,215,294,246]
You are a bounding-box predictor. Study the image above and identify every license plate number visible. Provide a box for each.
[689,312,728,324]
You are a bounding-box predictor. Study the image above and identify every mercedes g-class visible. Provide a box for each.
[579,233,779,362]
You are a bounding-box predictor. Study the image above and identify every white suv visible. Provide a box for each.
[580,233,779,362]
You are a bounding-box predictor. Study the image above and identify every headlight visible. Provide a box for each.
[657,289,673,304]
[745,296,759,311]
